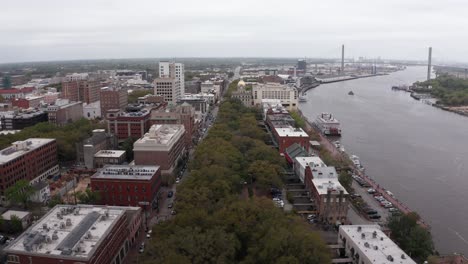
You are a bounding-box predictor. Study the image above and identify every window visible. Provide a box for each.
[7,255,19,263]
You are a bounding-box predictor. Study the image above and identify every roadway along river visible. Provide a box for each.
[300,66,468,255]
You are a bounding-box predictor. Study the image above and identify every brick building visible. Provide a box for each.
[133,124,186,175]
[93,150,126,168]
[62,78,101,104]
[47,99,83,126]
[150,103,195,146]
[266,113,309,154]
[91,165,161,209]
[5,205,142,264]
[11,95,44,109]
[303,166,348,224]
[76,129,118,169]
[100,87,128,116]
[0,139,58,201]
[106,109,151,141]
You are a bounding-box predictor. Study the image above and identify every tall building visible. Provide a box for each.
[0,109,48,130]
[62,74,101,104]
[100,87,128,116]
[76,129,118,169]
[5,205,143,264]
[150,103,195,147]
[153,78,181,104]
[297,59,307,71]
[106,109,152,141]
[0,139,58,200]
[159,61,185,96]
[90,165,161,208]
[133,124,186,175]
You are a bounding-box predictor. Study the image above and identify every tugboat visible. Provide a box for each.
[348,91,354,95]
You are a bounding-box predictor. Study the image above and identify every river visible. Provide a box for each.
[299,66,468,255]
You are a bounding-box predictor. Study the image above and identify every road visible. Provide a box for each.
[351,181,390,222]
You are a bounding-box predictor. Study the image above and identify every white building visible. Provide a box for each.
[252,83,298,111]
[159,61,185,96]
[154,78,181,104]
[338,225,416,264]
[293,156,326,183]
[83,101,101,120]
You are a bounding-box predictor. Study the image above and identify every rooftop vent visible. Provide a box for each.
[357,226,362,232]
[361,233,365,239]
[374,245,379,250]
[401,254,406,259]
[52,233,59,240]
[372,231,377,238]
[387,255,394,262]
[364,242,369,248]
[66,218,72,227]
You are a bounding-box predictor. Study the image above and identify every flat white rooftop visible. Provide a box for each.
[295,156,326,170]
[311,167,348,195]
[0,138,55,165]
[5,205,133,260]
[339,225,416,264]
[2,210,30,221]
[92,165,159,180]
[275,126,308,138]
[135,124,184,147]
[94,150,126,158]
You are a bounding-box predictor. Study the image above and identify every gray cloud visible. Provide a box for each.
[1,0,467,63]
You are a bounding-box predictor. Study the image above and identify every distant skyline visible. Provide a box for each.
[1,0,468,64]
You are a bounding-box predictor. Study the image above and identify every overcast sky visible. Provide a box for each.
[1,0,467,63]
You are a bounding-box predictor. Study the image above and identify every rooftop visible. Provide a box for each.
[339,225,416,264]
[2,210,31,221]
[311,167,348,195]
[0,139,55,165]
[274,126,308,138]
[134,124,184,147]
[94,150,126,159]
[92,165,159,180]
[5,205,136,260]
[295,156,326,170]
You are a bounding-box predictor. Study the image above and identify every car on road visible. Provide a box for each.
[167,191,174,198]
[139,242,145,253]
[369,214,381,220]
[171,210,177,215]
[175,178,180,184]
[0,235,6,244]
[168,203,173,208]
[388,207,399,212]
[307,214,316,220]
[350,193,361,198]
[367,188,376,194]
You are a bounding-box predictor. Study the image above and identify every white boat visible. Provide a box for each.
[313,113,341,136]
[299,95,307,102]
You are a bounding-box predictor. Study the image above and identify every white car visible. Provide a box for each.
[367,188,376,194]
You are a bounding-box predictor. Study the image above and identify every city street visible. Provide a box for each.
[351,181,390,222]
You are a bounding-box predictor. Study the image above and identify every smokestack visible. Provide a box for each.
[341,44,345,75]
[293,66,297,78]
[427,47,432,81]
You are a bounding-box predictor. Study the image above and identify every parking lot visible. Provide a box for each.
[351,179,391,222]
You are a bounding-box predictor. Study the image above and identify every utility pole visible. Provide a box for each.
[427,47,432,81]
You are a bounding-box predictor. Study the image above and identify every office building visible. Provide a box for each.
[62,74,101,104]
[47,99,83,126]
[0,109,48,130]
[11,95,45,109]
[5,205,142,264]
[106,109,151,141]
[150,103,195,146]
[100,87,128,116]
[76,129,118,169]
[153,78,181,104]
[159,61,184,95]
[252,83,298,111]
[91,165,161,208]
[0,139,58,200]
[93,150,126,168]
[134,124,186,174]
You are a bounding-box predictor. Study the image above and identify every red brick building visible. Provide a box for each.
[106,109,151,141]
[0,139,58,201]
[133,124,186,175]
[91,165,161,209]
[5,205,142,264]
[150,103,195,147]
[266,113,309,154]
[62,79,101,104]
[100,87,128,116]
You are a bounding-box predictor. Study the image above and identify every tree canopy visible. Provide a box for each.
[5,180,35,209]
[140,97,330,263]
[414,74,468,106]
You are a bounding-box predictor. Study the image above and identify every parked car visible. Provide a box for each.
[307,214,316,220]
[168,203,173,208]
[171,210,177,215]
[367,188,376,194]
[388,207,399,212]
[0,236,6,244]
[167,191,174,198]
[139,242,145,253]
[369,214,381,219]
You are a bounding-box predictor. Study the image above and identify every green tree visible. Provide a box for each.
[0,95,5,103]
[338,171,352,191]
[5,180,35,209]
[248,160,283,190]
[9,215,23,234]
[128,89,153,103]
[388,212,434,262]
[48,194,64,208]
[121,137,136,162]
[76,189,101,204]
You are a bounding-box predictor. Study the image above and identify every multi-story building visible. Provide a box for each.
[91,165,161,208]
[0,139,58,201]
[137,94,164,104]
[0,89,26,100]
[252,83,298,111]
[153,78,181,104]
[76,129,118,169]
[297,59,307,71]
[159,61,184,96]
[232,81,253,107]
[46,99,83,126]
[134,124,186,175]
[338,225,416,264]
[293,156,326,183]
[62,75,101,104]
[83,101,101,120]
[106,109,151,141]
[303,166,348,224]
[150,103,195,146]
[11,95,45,109]
[5,204,142,264]
[0,109,48,130]
[179,94,213,113]
[266,113,309,154]
[93,150,126,168]
[100,87,128,116]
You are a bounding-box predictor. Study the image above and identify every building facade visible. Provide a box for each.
[91,165,161,208]
[133,124,186,174]
[46,99,83,125]
[76,129,118,169]
[93,150,126,168]
[0,139,58,201]
[150,103,195,147]
[5,205,142,264]
[159,61,185,96]
[252,83,298,111]
[106,109,151,141]
[62,77,101,104]
[153,78,181,104]
[100,87,128,116]
[0,109,48,130]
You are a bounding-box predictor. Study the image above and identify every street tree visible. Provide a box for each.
[5,180,35,209]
